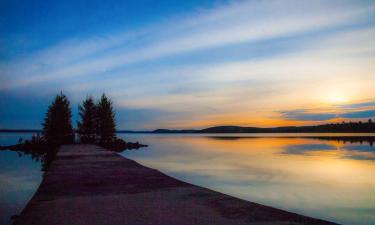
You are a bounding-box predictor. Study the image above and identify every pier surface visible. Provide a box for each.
[14,144,337,225]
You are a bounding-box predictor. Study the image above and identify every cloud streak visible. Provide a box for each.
[1,0,374,89]
[1,0,375,129]
[279,108,375,121]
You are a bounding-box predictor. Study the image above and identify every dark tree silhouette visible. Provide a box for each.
[77,96,97,143]
[42,92,74,145]
[96,93,116,144]
[0,92,147,171]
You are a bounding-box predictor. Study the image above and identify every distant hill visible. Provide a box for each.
[2,120,375,133]
[153,129,199,133]
[152,121,375,133]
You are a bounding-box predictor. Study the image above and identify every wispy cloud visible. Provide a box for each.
[1,0,374,89]
[279,106,375,121]
[279,110,337,121]
[337,101,375,110]
[1,0,375,129]
[341,110,375,119]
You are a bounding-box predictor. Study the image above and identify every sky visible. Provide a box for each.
[1,0,375,130]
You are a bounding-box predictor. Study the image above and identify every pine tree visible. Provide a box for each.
[96,93,116,143]
[77,96,97,143]
[42,92,74,144]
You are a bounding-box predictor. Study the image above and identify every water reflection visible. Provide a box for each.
[206,135,375,161]
[0,133,42,225]
[0,151,42,224]
[120,134,375,225]
[1,133,375,225]
[282,138,375,161]
[309,136,375,147]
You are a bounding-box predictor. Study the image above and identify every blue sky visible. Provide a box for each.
[1,0,375,129]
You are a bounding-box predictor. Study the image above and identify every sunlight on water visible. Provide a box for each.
[1,133,374,225]
[120,134,375,225]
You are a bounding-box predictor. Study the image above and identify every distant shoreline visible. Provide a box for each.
[2,122,375,134]
[0,129,42,133]
[2,130,375,134]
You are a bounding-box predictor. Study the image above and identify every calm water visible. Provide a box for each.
[1,133,375,225]
[119,133,375,225]
[0,133,42,225]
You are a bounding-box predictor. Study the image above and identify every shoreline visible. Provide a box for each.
[14,144,338,225]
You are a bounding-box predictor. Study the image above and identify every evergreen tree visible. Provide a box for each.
[77,96,97,143]
[96,93,116,143]
[42,92,74,144]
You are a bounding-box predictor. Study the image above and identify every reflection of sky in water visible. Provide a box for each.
[120,134,375,225]
[283,140,375,161]
[0,133,42,225]
[1,133,374,225]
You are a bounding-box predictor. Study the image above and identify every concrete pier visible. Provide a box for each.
[14,144,338,225]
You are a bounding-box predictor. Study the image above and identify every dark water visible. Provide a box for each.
[0,133,42,225]
[1,133,375,225]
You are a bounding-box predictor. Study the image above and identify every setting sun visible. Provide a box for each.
[327,91,349,104]
[1,1,375,225]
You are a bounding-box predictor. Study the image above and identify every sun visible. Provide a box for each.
[327,91,349,104]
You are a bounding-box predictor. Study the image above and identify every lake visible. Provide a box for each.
[1,133,375,225]
[0,133,42,225]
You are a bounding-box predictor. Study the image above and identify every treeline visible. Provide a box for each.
[2,92,146,153]
[286,120,375,133]
[153,120,375,133]
[41,93,116,146]
[0,92,146,170]
[41,92,146,150]
[77,94,116,145]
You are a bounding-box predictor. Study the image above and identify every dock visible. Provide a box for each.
[14,144,338,225]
